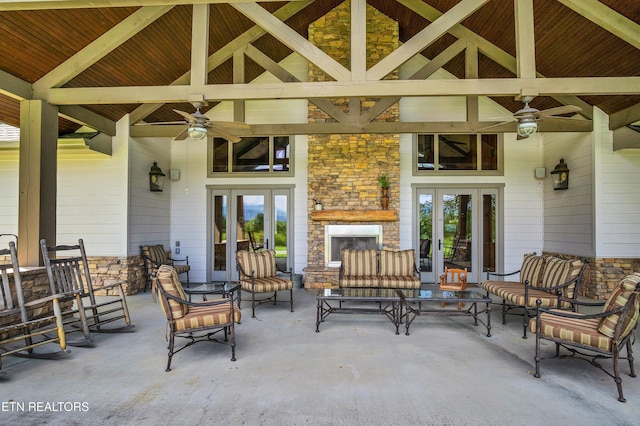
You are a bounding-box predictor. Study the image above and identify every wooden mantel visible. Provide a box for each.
[310,210,397,222]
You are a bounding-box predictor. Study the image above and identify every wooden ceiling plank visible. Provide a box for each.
[129,1,313,123]
[557,0,640,50]
[0,0,299,11]
[367,0,489,81]
[514,0,536,80]
[33,6,173,94]
[44,76,640,105]
[232,2,350,82]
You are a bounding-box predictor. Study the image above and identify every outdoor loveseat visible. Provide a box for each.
[339,249,421,289]
[481,253,588,338]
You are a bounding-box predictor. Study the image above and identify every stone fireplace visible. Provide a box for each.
[303,2,400,288]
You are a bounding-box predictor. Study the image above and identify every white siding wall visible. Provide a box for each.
[594,108,640,257]
[543,127,593,257]
[0,149,18,244]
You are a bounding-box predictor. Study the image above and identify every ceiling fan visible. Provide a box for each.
[480,97,583,140]
[138,100,249,143]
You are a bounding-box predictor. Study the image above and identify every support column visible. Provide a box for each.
[18,100,58,266]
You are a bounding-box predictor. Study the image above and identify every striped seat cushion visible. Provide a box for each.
[481,280,566,308]
[339,277,380,288]
[240,276,292,293]
[541,257,583,298]
[597,273,640,339]
[379,249,415,277]
[173,302,240,332]
[341,249,378,277]
[530,310,612,351]
[237,250,276,281]
[342,288,399,298]
[155,265,188,319]
[520,253,545,286]
[380,276,421,289]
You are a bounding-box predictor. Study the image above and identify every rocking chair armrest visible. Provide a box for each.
[95,280,126,292]
[23,292,68,307]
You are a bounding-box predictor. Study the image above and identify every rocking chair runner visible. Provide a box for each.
[153,265,240,371]
[41,238,134,344]
[1,241,68,375]
[531,273,640,402]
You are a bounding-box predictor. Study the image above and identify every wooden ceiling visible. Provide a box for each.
[0,0,638,136]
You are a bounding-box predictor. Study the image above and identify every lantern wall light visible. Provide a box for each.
[550,159,569,190]
[149,162,165,192]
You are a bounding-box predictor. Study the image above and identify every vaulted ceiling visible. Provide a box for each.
[0,0,638,139]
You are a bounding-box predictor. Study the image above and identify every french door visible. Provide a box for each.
[416,187,498,284]
[209,187,291,281]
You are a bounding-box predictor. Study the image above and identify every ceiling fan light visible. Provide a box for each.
[187,125,208,140]
[517,119,538,138]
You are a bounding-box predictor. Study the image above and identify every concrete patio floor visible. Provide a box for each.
[1,287,639,425]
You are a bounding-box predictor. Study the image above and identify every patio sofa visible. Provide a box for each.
[339,249,421,289]
[481,253,588,338]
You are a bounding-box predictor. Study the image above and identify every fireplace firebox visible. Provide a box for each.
[324,225,383,267]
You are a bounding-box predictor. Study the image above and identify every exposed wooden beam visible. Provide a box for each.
[0,70,32,100]
[33,6,173,94]
[232,2,350,82]
[242,44,349,123]
[351,0,367,82]
[190,3,209,88]
[128,1,313,123]
[514,0,536,80]
[0,0,298,11]
[557,0,640,50]
[465,41,479,122]
[233,50,245,122]
[367,0,488,81]
[58,105,116,136]
[44,76,640,105]
[609,103,640,130]
[130,118,592,138]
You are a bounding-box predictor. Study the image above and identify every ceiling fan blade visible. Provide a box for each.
[135,120,186,126]
[208,125,241,143]
[474,119,515,133]
[173,109,197,124]
[172,126,189,141]
[210,121,250,130]
[535,105,582,118]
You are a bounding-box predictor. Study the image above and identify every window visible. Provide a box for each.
[415,134,500,175]
[209,136,293,177]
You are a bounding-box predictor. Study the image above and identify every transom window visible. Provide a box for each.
[414,134,501,175]
[208,136,293,177]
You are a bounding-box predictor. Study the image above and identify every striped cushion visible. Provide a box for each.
[341,249,378,277]
[541,257,583,298]
[340,277,380,288]
[156,265,188,319]
[240,276,292,293]
[379,249,415,277]
[380,276,421,289]
[173,303,240,332]
[481,280,567,308]
[597,273,640,339]
[143,244,169,265]
[520,253,545,286]
[530,310,612,351]
[342,288,399,298]
[237,250,276,280]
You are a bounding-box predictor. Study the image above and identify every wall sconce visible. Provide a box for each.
[149,162,165,192]
[550,159,569,190]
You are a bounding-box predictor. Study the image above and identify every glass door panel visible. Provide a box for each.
[274,193,289,271]
[211,192,228,281]
[482,192,497,275]
[417,191,434,283]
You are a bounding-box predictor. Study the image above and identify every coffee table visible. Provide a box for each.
[315,288,402,334]
[397,285,491,336]
[187,282,241,306]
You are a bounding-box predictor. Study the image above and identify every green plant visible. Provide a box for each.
[377,174,390,188]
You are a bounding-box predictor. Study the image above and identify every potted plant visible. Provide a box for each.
[378,174,390,210]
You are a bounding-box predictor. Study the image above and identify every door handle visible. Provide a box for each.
[438,239,442,250]
[265,238,269,249]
